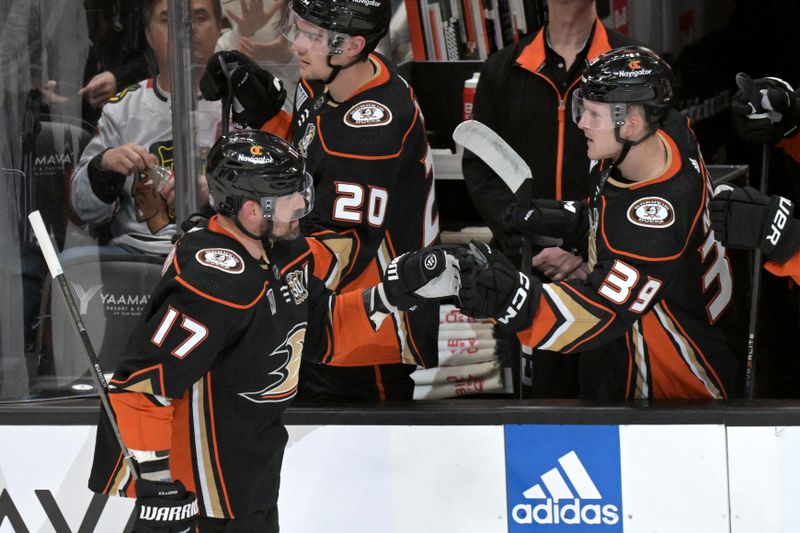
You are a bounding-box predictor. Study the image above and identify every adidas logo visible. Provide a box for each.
[512,450,620,526]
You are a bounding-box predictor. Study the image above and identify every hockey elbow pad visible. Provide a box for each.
[457,241,537,332]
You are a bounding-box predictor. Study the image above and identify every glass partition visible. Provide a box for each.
[0,0,306,401]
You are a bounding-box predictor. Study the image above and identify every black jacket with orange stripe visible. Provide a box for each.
[462,20,639,258]
[88,216,402,518]
[289,52,441,371]
[512,110,740,399]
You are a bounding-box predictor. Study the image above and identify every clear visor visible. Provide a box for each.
[572,89,626,130]
[259,172,315,223]
[281,10,347,56]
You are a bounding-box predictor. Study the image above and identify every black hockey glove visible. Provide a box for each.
[456,241,537,332]
[133,479,198,533]
[503,199,588,249]
[87,151,126,204]
[200,51,286,128]
[731,72,800,145]
[381,245,462,311]
[710,185,800,263]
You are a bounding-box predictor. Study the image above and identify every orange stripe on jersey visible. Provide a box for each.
[280,249,311,275]
[624,333,634,399]
[175,275,267,309]
[206,373,234,517]
[661,302,727,398]
[259,110,292,140]
[329,289,401,366]
[350,55,392,99]
[517,294,558,347]
[766,251,800,284]
[558,283,618,352]
[778,133,800,164]
[316,108,418,160]
[101,452,125,495]
[639,312,716,399]
[110,392,174,451]
[629,131,682,189]
[170,393,196,504]
[306,236,336,279]
[373,365,387,400]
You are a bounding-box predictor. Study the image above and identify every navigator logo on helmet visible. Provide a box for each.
[284,0,390,82]
[205,130,314,241]
[572,46,674,164]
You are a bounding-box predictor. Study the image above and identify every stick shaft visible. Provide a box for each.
[28,211,138,478]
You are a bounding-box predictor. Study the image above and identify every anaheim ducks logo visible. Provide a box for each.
[627,197,675,228]
[298,123,316,158]
[344,100,393,128]
[196,248,245,273]
[239,323,305,403]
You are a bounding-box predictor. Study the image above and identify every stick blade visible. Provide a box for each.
[453,120,531,194]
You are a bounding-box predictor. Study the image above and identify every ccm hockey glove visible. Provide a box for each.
[710,185,800,263]
[200,51,286,128]
[731,72,800,144]
[380,246,462,312]
[456,241,537,332]
[133,479,198,533]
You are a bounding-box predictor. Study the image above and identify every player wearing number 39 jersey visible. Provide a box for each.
[457,48,740,400]
[88,132,461,531]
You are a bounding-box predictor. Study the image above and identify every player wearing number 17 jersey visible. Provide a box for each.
[457,48,740,400]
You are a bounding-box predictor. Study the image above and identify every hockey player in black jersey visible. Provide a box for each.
[88,131,461,532]
[200,0,441,400]
[454,47,740,400]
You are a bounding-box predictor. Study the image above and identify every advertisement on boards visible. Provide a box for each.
[505,425,623,532]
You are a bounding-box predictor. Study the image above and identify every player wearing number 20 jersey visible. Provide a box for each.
[289,51,441,398]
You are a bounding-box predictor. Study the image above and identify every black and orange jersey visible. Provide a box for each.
[289,52,440,368]
[516,111,739,400]
[89,216,396,518]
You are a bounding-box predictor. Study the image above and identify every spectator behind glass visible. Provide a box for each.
[461,0,643,399]
[80,0,151,122]
[68,0,223,257]
[216,0,297,111]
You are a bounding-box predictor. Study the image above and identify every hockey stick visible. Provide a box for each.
[28,211,138,479]
[453,120,554,398]
[744,144,769,399]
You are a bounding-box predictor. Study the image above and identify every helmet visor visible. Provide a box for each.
[259,172,315,223]
[282,10,348,56]
[572,89,625,130]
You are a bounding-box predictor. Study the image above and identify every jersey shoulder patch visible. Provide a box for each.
[173,229,268,307]
[108,82,143,104]
[602,169,704,260]
[317,79,418,157]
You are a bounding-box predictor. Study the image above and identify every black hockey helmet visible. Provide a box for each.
[290,0,391,55]
[206,130,314,221]
[574,46,674,128]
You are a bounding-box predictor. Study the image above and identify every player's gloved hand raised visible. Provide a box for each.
[456,241,537,331]
[731,72,800,144]
[710,184,800,264]
[133,479,198,533]
[380,246,462,311]
[502,199,588,248]
[200,50,286,128]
